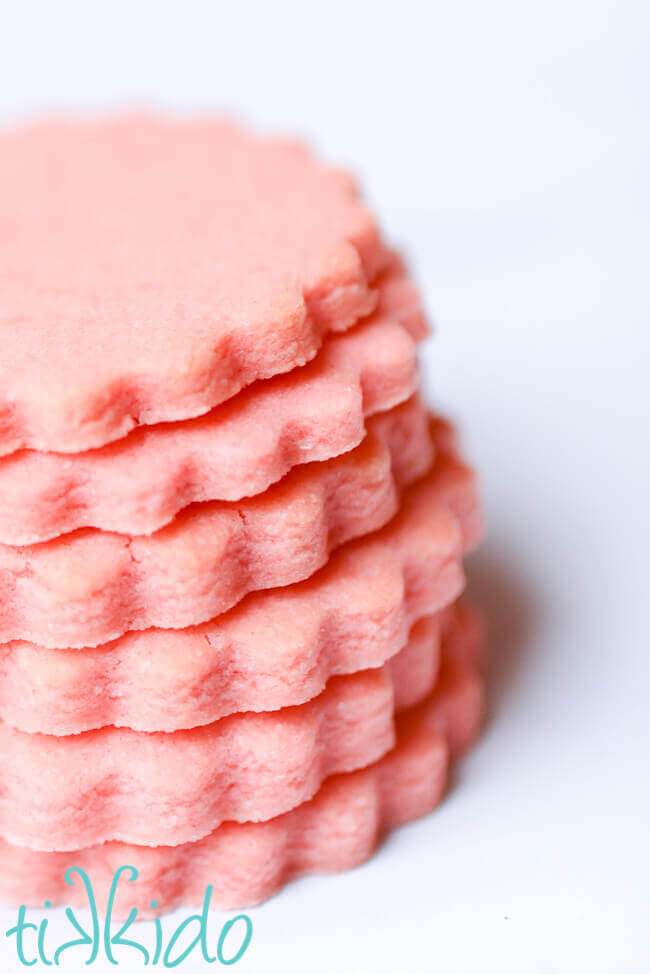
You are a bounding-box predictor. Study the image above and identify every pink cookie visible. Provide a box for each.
[0,421,475,734]
[374,251,430,341]
[426,416,485,551]
[0,115,400,457]
[0,611,445,852]
[0,397,433,649]
[438,600,487,673]
[0,605,484,916]
[0,303,421,546]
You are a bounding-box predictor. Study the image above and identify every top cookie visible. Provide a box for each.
[0,116,388,455]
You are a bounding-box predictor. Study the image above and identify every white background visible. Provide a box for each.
[0,1,649,971]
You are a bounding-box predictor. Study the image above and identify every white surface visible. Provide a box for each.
[0,2,649,971]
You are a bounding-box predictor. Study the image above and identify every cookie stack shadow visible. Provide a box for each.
[0,117,485,917]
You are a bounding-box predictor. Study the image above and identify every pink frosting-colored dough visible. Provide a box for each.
[0,397,433,649]
[0,115,486,921]
[0,603,484,916]
[0,115,399,457]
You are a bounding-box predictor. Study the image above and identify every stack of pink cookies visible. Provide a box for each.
[0,117,484,915]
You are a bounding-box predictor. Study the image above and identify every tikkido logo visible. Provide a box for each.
[5,866,253,968]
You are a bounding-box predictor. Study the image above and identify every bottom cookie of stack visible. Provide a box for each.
[0,603,484,917]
